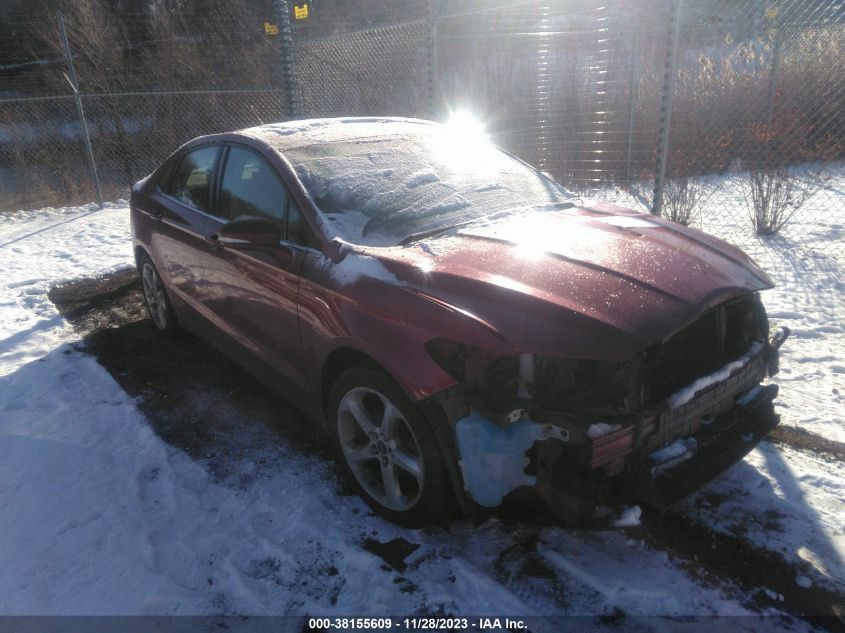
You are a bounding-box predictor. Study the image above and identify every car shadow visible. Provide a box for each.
[759,445,845,587]
[656,452,845,618]
[49,271,334,484]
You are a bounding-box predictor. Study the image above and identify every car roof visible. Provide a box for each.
[236,116,440,152]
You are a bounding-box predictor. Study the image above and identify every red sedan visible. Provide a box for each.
[130,117,789,525]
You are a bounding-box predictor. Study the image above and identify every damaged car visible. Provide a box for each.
[130,117,789,525]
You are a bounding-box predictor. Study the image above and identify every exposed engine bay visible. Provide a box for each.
[426,292,790,519]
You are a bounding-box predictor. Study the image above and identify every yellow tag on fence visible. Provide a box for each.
[294,4,309,20]
[264,22,279,35]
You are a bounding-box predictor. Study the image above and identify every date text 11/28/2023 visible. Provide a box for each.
[306,618,528,631]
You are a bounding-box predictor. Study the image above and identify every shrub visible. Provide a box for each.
[741,167,818,235]
[662,176,711,225]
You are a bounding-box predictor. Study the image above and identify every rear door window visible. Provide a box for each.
[168,146,219,213]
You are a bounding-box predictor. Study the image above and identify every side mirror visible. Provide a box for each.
[218,217,281,247]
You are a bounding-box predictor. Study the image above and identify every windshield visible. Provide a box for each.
[285,129,573,246]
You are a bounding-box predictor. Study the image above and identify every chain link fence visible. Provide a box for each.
[1,3,291,208]
[628,0,845,254]
[1,0,843,254]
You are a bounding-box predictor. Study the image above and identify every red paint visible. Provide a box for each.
[130,119,774,428]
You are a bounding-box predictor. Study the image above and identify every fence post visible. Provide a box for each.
[428,0,441,120]
[652,0,683,216]
[58,10,103,208]
[625,21,640,183]
[766,11,782,121]
[274,0,301,119]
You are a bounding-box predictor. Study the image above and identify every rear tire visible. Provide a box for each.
[138,253,179,335]
[329,366,455,526]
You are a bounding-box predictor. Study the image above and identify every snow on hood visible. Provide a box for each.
[328,250,402,286]
[458,205,772,295]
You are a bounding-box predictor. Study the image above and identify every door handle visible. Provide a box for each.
[204,234,221,250]
[150,211,163,221]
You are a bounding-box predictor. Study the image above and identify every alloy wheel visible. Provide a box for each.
[141,262,168,330]
[337,386,424,511]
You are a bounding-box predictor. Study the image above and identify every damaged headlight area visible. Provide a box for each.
[425,292,786,520]
[425,339,641,515]
[424,338,642,416]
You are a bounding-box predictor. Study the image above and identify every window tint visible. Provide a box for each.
[156,153,183,193]
[219,147,286,223]
[168,146,218,213]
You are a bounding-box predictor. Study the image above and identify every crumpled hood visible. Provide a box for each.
[368,203,774,361]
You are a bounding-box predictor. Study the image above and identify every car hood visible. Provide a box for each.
[364,202,774,361]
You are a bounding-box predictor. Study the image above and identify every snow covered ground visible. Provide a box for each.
[0,194,843,627]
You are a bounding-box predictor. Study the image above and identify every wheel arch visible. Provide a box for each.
[320,345,472,516]
[134,244,150,269]
[320,346,397,419]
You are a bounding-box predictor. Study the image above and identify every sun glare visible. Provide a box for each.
[430,109,496,175]
[445,109,487,141]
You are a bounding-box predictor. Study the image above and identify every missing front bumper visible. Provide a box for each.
[439,329,788,519]
[626,382,780,510]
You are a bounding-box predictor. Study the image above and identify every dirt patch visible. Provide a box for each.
[362,537,420,572]
[768,425,845,464]
[489,525,571,609]
[48,267,145,335]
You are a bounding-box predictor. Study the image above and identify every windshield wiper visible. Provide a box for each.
[397,218,478,246]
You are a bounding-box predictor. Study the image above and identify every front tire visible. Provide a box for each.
[138,254,179,335]
[329,366,455,526]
